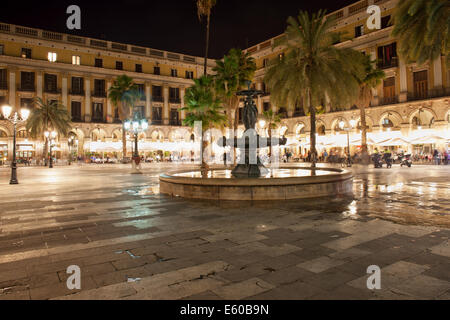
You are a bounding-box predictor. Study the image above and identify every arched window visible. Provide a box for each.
[17,130,28,138]
[317,125,326,136]
[0,130,7,138]
[382,118,394,128]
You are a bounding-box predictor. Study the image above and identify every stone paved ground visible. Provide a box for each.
[0,163,449,300]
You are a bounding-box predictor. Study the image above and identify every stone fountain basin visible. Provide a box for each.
[159,167,353,201]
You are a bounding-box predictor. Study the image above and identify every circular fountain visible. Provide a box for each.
[160,83,353,201]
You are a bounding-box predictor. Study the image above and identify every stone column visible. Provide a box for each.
[8,69,16,107]
[399,59,408,102]
[36,71,43,99]
[163,84,169,125]
[145,82,151,120]
[433,56,443,94]
[84,77,91,122]
[62,73,68,108]
[106,78,113,123]
[180,87,186,121]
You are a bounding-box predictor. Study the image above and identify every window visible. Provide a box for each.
[95,58,103,68]
[152,106,162,124]
[0,69,7,90]
[381,15,391,29]
[136,84,145,100]
[263,102,270,112]
[378,43,398,69]
[152,85,163,102]
[355,25,364,38]
[382,118,394,128]
[279,53,285,61]
[263,58,269,67]
[47,52,57,63]
[71,101,82,121]
[154,66,160,75]
[20,72,35,91]
[21,48,31,59]
[71,77,84,95]
[91,103,104,122]
[0,44,4,55]
[169,87,180,103]
[135,64,142,73]
[93,79,106,97]
[171,69,178,77]
[383,77,396,104]
[238,108,244,123]
[185,71,194,79]
[170,109,180,125]
[116,61,123,70]
[20,98,34,109]
[72,55,81,65]
[44,74,58,93]
[413,70,428,100]
[134,106,145,119]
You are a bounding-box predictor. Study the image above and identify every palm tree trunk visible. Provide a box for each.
[308,91,317,168]
[200,131,209,177]
[233,107,239,165]
[203,14,211,76]
[43,140,48,166]
[122,123,127,162]
[360,106,370,165]
[268,127,272,158]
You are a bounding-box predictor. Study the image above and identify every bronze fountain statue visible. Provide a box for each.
[219,82,287,178]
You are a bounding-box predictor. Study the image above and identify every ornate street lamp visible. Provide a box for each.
[124,116,148,173]
[44,130,57,168]
[1,105,30,184]
[339,118,356,167]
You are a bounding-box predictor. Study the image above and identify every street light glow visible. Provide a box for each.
[2,105,12,118]
[20,108,30,121]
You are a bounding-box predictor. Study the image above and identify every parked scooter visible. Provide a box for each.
[400,154,412,168]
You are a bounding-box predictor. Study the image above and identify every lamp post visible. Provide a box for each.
[1,105,30,184]
[44,130,57,168]
[339,119,356,167]
[124,116,148,174]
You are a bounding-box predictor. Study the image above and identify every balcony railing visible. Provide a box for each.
[113,118,122,124]
[44,88,61,94]
[17,85,35,92]
[169,97,181,104]
[151,119,162,125]
[378,57,398,69]
[91,117,106,123]
[380,96,398,106]
[152,96,164,103]
[169,120,181,126]
[70,89,85,96]
[71,117,83,123]
[92,91,106,98]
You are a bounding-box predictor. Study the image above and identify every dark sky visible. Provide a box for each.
[0,0,356,59]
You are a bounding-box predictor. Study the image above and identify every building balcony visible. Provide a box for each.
[379,96,398,106]
[92,91,107,98]
[91,118,106,123]
[169,97,181,104]
[70,89,85,96]
[152,96,164,103]
[44,88,61,94]
[378,57,398,69]
[71,117,83,123]
[17,85,35,92]
[169,120,181,126]
[151,119,162,125]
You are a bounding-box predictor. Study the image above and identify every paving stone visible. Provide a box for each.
[258,266,315,286]
[391,275,450,299]
[297,257,346,274]
[212,278,274,300]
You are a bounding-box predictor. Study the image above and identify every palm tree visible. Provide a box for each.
[197,0,217,75]
[264,10,365,167]
[182,75,226,175]
[392,0,450,65]
[108,75,140,161]
[26,97,72,164]
[354,54,385,164]
[261,110,281,158]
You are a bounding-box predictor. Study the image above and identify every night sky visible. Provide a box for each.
[0,0,356,59]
